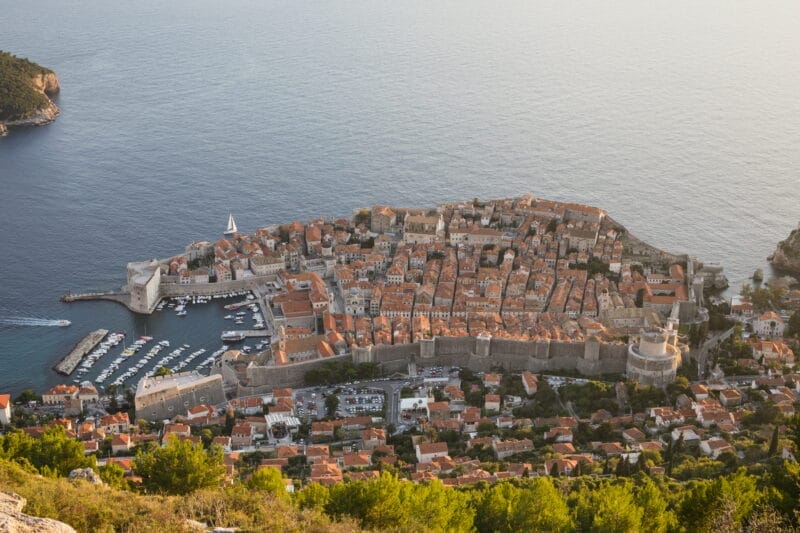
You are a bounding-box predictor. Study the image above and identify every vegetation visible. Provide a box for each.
[3,430,800,531]
[740,283,785,312]
[304,361,383,386]
[133,435,226,495]
[0,51,53,121]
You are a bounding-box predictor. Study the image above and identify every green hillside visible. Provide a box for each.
[0,51,54,121]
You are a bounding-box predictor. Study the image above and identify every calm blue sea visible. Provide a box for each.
[1,0,799,394]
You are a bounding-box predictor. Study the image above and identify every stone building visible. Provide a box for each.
[626,325,682,387]
[134,371,225,421]
[127,260,162,314]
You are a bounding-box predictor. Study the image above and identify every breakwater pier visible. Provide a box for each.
[54,329,108,375]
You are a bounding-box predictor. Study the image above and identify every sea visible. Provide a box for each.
[1,0,798,395]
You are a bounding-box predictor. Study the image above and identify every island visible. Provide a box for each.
[0,51,60,136]
[770,222,800,274]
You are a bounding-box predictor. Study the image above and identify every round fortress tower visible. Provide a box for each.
[626,324,681,387]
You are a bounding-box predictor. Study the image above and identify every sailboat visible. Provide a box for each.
[224,213,238,236]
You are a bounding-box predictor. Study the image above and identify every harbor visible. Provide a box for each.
[53,328,109,375]
[50,289,275,391]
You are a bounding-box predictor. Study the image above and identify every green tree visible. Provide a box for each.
[296,482,330,511]
[27,426,95,477]
[786,310,800,339]
[98,462,127,489]
[590,483,643,533]
[13,389,40,404]
[635,478,675,533]
[133,435,225,495]
[247,467,290,502]
[325,394,340,417]
[153,366,172,377]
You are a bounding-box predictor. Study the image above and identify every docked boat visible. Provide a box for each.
[177,310,188,317]
[221,331,246,342]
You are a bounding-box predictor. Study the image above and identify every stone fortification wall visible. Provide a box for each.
[239,355,351,394]
[578,343,628,374]
[372,344,419,374]
[237,336,636,391]
[160,275,277,298]
[135,375,225,422]
[434,336,476,356]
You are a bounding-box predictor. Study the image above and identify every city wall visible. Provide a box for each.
[235,336,629,391]
[234,354,351,395]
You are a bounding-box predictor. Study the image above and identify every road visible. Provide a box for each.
[692,326,736,379]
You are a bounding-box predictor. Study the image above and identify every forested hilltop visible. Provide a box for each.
[0,51,60,134]
[2,427,800,532]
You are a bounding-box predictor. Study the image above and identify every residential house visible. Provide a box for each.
[0,394,10,426]
[99,412,131,435]
[231,423,255,449]
[700,437,735,460]
[416,441,449,464]
[111,433,132,455]
[521,372,539,396]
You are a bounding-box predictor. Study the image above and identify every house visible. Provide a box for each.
[111,433,132,454]
[213,436,232,452]
[700,437,735,460]
[231,423,255,448]
[719,389,743,407]
[42,384,79,405]
[671,425,703,444]
[690,384,709,401]
[99,412,131,435]
[416,441,449,464]
[492,439,534,460]
[484,394,501,412]
[544,427,573,443]
[426,401,451,421]
[361,428,387,450]
[621,427,646,443]
[306,445,331,464]
[753,311,785,338]
[83,439,99,455]
[0,394,10,426]
[544,458,578,477]
[553,442,576,455]
[341,452,372,470]
[483,373,502,389]
[163,423,192,440]
[310,462,343,485]
[521,372,539,396]
[752,340,795,365]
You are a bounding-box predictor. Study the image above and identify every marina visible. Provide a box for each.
[60,290,271,390]
[53,328,109,375]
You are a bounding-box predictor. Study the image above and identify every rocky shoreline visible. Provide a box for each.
[769,222,800,274]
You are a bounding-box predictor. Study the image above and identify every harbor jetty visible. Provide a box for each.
[54,329,109,375]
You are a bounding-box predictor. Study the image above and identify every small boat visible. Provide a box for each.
[56,319,71,327]
[221,331,246,342]
[224,315,234,319]
[177,310,187,317]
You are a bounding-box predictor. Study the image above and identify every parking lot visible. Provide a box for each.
[336,387,385,415]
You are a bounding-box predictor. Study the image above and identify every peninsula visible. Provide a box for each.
[0,51,60,136]
[66,194,728,395]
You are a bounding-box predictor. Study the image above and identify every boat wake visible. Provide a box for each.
[0,317,71,327]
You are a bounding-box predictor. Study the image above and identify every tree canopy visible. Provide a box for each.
[133,435,225,495]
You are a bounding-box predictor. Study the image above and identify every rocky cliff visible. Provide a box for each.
[769,223,800,274]
[0,51,61,136]
[0,492,76,533]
